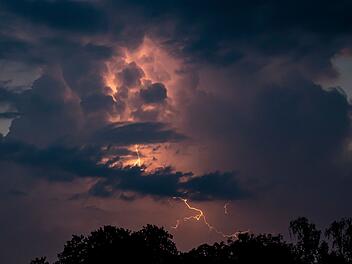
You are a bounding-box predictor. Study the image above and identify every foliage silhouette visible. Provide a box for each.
[289,217,322,264]
[31,218,352,264]
[326,218,352,262]
[30,257,49,264]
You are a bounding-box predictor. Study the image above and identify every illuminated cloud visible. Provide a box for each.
[1,0,352,262]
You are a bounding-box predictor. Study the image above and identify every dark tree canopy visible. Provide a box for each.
[31,218,352,264]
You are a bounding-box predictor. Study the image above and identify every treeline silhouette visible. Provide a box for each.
[31,217,352,264]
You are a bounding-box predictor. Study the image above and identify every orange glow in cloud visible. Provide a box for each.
[101,37,188,170]
[103,67,117,95]
[124,38,182,91]
[103,37,183,110]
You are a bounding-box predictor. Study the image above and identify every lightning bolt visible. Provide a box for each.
[133,144,142,167]
[171,219,180,229]
[224,202,230,215]
[172,197,247,239]
[124,141,245,238]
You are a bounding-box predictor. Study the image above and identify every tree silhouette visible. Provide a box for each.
[326,218,352,263]
[56,235,87,264]
[31,217,352,264]
[132,224,178,263]
[290,217,321,264]
[227,233,299,264]
[53,225,177,264]
[85,226,132,264]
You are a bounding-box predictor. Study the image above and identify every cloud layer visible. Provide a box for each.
[1,1,352,263]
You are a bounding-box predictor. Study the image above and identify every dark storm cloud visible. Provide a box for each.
[249,82,350,162]
[142,0,352,65]
[0,0,350,203]
[80,93,118,115]
[182,172,247,201]
[1,0,351,80]
[186,78,351,173]
[2,0,352,66]
[4,74,82,147]
[0,74,183,145]
[0,87,19,103]
[118,62,145,88]
[0,37,117,145]
[0,0,350,200]
[0,34,33,62]
[58,41,114,96]
[97,0,352,87]
[92,122,185,145]
[1,0,108,33]
[0,137,246,201]
[89,166,246,201]
[248,81,352,191]
[0,33,114,73]
[87,166,185,198]
[140,83,167,104]
[0,139,107,181]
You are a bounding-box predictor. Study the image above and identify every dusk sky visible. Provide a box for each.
[1,1,352,263]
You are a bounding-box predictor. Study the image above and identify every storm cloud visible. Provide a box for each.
[1,1,352,263]
[140,83,167,104]
[0,136,246,201]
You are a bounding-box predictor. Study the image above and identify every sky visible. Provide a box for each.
[1,1,352,263]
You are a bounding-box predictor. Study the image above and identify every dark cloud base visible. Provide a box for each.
[0,135,247,201]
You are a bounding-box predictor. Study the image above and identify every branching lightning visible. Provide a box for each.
[172,197,247,239]
[122,144,246,239]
